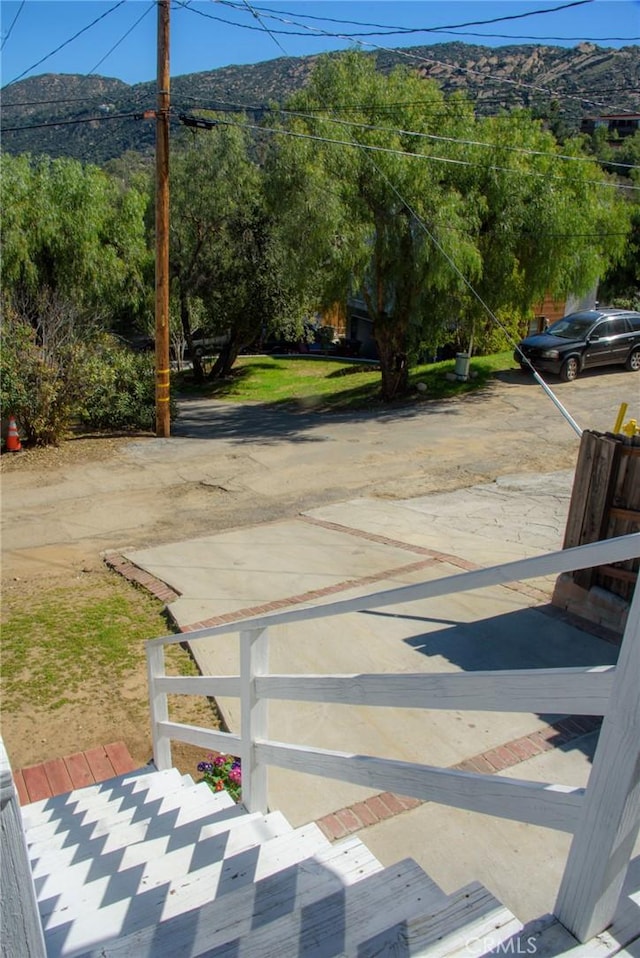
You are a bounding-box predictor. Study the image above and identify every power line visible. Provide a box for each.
[87,1,155,76]
[219,0,598,37]
[184,0,636,117]
[432,30,640,42]
[268,106,640,172]
[1,0,25,52]
[4,0,126,86]
[171,97,639,173]
[2,111,153,133]
[240,0,289,57]
[0,96,126,109]
[179,113,639,191]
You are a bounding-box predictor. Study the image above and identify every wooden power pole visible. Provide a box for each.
[155,0,171,437]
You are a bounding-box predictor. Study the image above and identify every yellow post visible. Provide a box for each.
[613,403,628,434]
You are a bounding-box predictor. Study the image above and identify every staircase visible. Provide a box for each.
[19,763,521,958]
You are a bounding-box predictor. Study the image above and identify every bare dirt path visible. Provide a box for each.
[1,368,635,771]
[2,368,634,584]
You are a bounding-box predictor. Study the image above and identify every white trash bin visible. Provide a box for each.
[455,352,470,381]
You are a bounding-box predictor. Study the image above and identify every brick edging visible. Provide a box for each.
[103,551,180,604]
[301,515,551,605]
[315,714,602,841]
[104,521,615,645]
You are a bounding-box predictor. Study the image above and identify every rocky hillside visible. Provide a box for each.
[2,41,638,165]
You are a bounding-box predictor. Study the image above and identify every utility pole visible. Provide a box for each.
[155,0,171,437]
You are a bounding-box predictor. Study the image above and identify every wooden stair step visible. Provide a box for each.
[29,785,236,878]
[367,881,523,958]
[21,766,175,829]
[36,805,292,927]
[170,857,445,958]
[25,777,226,851]
[75,833,386,958]
[43,822,332,958]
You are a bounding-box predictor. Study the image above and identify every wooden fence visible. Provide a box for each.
[554,430,640,630]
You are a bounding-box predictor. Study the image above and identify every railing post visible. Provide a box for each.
[240,627,269,813]
[147,643,172,770]
[555,581,640,941]
[0,739,47,958]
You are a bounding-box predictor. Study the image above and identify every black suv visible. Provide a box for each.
[515,308,640,381]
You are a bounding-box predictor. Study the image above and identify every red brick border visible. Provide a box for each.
[104,551,180,604]
[301,515,553,605]
[315,714,602,841]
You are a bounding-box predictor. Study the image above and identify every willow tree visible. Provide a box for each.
[266,52,482,399]
[448,111,630,347]
[170,119,307,382]
[267,51,630,399]
[0,152,149,325]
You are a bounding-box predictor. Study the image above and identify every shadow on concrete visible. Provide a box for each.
[365,605,618,762]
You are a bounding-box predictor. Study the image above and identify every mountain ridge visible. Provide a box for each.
[2,41,639,165]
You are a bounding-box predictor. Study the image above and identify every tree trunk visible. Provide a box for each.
[374,317,410,401]
[209,341,240,379]
[180,293,204,383]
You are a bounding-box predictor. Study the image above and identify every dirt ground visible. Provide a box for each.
[1,369,635,774]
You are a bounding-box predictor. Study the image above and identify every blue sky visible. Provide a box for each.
[1,0,639,88]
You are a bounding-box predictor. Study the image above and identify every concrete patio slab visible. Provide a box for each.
[122,474,617,828]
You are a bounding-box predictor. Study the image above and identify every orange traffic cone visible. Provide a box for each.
[6,416,22,452]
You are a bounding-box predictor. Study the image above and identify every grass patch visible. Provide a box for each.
[175,352,518,410]
[0,571,185,711]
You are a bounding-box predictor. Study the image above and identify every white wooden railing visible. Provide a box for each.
[1,739,47,958]
[147,533,640,944]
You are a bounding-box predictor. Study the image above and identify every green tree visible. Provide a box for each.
[1,153,153,444]
[267,52,630,399]
[0,152,150,330]
[169,120,305,382]
[267,52,480,400]
[450,113,629,350]
[597,132,640,308]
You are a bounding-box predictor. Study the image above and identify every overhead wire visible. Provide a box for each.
[4,0,127,86]
[182,0,638,117]
[240,0,289,57]
[87,0,155,76]
[1,0,25,52]
[178,113,639,190]
[238,0,606,37]
[1,111,153,133]
[264,106,640,172]
[1,1,157,165]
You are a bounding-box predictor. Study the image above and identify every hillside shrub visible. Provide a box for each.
[77,339,158,431]
[1,296,162,444]
[0,300,87,445]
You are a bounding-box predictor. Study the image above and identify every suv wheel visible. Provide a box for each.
[626,347,640,372]
[560,357,579,382]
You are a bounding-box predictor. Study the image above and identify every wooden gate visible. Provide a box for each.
[553,430,639,632]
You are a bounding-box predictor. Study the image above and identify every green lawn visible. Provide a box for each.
[176,352,518,410]
[1,573,187,712]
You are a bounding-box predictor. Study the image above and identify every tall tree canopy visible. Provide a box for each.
[169,120,307,381]
[268,51,630,399]
[0,152,150,328]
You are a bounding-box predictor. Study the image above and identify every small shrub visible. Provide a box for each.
[78,338,157,431]
[0,300,84,445]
